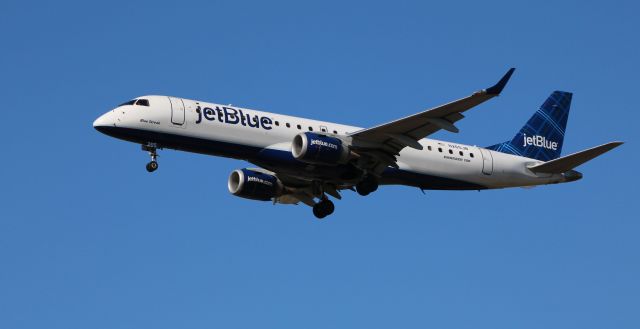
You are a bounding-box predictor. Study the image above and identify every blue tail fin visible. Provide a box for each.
[487,91,572,161]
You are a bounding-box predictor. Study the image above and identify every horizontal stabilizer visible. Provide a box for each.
[528,141,623,174]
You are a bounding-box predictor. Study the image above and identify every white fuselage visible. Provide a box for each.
[93,95,570,190]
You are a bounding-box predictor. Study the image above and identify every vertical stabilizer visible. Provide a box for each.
[487,91,572,161]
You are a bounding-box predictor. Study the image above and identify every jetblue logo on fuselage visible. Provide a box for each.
[311,139,338,150]
[523,133,558,150]
[195,106,273,130]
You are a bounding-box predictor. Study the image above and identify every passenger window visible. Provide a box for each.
[275,121,280,126]
[459,151,463,156]
[297,124,301,130]
[136,99,150,106]
[470,153,474,158]
[333,130,338,134]
[286,123,291,128]
[308,127,313,131]
[427,146,432,151]
[438,148,442,152]
[448,149,453,154]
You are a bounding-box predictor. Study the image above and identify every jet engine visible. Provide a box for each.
[228,169,283,201]
[291,132,350,165]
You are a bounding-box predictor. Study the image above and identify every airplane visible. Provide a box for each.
[93,68,623,219]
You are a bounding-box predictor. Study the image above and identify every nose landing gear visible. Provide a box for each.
[142,143,159,172]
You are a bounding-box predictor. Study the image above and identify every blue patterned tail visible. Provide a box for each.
[487,91,572,161]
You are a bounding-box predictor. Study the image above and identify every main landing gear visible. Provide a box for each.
[310,175,377,219]
[310,181,336,219]
[142,143,159,172]
[313,197,335,219]
[355,175,378,196]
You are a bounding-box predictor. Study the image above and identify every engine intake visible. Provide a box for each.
[228,169,282,201]
[291,132,350,165]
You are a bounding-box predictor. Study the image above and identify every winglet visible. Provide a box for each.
[485,68,516,95]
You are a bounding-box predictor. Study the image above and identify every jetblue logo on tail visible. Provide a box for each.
[523,133,558,151]
[486,91,571,161]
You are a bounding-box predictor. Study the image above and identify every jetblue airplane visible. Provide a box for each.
[93,68,622,218]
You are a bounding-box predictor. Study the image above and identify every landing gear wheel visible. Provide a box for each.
[355,185,370,196]
[142,143,159,173]
[324,199,335,215]
[313,204,326,219]
[146,161,158,172]
[312,199,335,219]
[356,175,378,196]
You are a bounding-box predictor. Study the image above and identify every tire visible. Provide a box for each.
[355,185,371,196]
[313,204,327,219]
[312,200,335,219]
[324,200,335,215]
[356,175,378,196]
[146,161,158,172]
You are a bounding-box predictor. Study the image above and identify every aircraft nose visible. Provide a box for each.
[93,111,116,133]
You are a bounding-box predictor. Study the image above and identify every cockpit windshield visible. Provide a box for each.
[118,99,150,107]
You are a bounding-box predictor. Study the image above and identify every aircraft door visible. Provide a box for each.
[169,97,185,125]
[479,148,493,175]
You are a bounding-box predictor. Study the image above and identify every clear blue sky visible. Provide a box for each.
[1,1,638,328]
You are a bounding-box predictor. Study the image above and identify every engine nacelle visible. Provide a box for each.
[228,169,283,201]
[291,132,350,165]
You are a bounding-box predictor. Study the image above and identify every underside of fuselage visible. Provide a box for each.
[95,125,487,191]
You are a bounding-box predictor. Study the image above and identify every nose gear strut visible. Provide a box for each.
[142,143,159,172]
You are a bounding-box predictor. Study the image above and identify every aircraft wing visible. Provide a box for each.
[245,165,345,207]
[348,68,515,170]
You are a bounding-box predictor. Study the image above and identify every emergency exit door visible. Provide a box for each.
[169,97,185,125]
[479,148,493,175]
